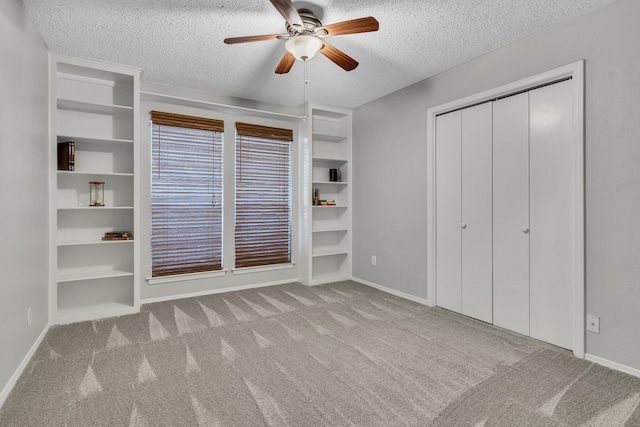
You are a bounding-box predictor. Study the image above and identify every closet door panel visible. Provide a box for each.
[493,93,530,336]
[461,103,493,323]
[529,80,574,349]
[436,111,462,313]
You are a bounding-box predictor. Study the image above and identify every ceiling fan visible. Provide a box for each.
[224,0,379,74]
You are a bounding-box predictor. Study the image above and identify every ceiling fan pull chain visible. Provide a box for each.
[303,59,308,120]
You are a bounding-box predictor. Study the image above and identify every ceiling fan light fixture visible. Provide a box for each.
[285,34,323,61]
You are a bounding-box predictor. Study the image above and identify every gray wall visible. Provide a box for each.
[0,0,49,398]
[352,0,640,370]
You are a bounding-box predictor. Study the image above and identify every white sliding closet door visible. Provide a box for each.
[436,111,462,313]
[461,103,493,323]
[430,64,583,353]
[493,92,531,336]
[435,104,493,322]
[529,80,574,349]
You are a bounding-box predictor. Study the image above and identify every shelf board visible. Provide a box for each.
[58,239,134,247]
[312,132,347,143]
[57,64,135,84]
[312,181,348,185]
[312,205,348,209]
[58,206,134,211]
[54,301,137,324]
[312,157,348,163]
[312,249,349,258]
[57,170,134,177]
[57,269,134,283]
[57,98,133,115]
[312,228,348,233]
[311,108,348,120]
[57,135,134,145]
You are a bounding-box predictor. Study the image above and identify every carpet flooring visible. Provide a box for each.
[1,280,639,426]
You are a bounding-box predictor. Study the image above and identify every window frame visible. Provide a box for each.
[142,103,299,287]
[149,110,224,278]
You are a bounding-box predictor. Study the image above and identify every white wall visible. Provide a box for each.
[352,0,640,371]
[139,82,302,301]
[0,0,49,400]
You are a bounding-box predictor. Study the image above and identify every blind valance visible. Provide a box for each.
[151,110,224,132]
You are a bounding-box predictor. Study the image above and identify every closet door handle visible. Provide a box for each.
[521,226,530,233]
[461,223,467,229]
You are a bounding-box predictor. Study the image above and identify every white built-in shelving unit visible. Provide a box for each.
[49,54,141,324]
[301,104,352,285]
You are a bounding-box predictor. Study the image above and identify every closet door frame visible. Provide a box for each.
[426,60,585,358]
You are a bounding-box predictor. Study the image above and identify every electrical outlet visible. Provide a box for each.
[586,314,600,333]
[27,308,32,327]
[371,255,377,266]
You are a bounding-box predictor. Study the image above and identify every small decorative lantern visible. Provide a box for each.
[89,181,105,207]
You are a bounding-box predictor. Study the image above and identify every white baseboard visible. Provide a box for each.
[585,353,640,379]
[0,322,51,408]
[141,279,300,305]
[351,276,430,306]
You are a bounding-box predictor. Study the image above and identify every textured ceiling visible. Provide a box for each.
[23,0,616,109]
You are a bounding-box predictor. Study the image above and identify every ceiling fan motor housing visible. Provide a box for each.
[287,10,327,36]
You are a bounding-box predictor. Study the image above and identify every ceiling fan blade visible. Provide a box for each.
[224,34,287,44]
[319,42,359,71]
[318,17,379,37]
[269,0,303,28]
[275,51,296,74]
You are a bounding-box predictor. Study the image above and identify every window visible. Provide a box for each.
[150,111,223,277]
[235,122,293,268]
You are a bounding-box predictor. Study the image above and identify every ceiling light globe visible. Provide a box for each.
[285,34,323,61]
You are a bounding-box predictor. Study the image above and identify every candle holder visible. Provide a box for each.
[89,181,105,207]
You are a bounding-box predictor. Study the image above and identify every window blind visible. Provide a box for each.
[151,111,224,277]
[235,122,293,268]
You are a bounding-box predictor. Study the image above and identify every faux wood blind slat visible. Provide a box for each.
[151,112,223,277]
[235,123,292,268]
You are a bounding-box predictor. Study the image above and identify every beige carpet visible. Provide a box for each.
[1,281,638,426]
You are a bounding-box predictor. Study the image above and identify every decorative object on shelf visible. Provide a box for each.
[329,168,338,182]
[313,188,319,205]
[336,168,341,182]
[102,231,133,241]
[57,141,75,171]
[89,181,105,207]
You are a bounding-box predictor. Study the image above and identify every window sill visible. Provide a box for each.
[146,269,228,285]
[232,263,295,275]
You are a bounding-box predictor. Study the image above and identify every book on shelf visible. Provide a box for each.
[104,231,131,236]
[103,231,133,240]
[57,141,75,171]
